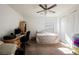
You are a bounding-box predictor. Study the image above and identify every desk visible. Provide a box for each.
[3,36,21,48]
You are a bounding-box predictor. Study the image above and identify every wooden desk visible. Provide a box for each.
[3,36,21,48]
[3,34,25,48]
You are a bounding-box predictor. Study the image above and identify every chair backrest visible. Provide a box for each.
[20,31,30,43]
[26,31,30,40]
[15,28,21,35]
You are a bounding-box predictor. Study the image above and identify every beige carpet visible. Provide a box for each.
[25,42,74,55]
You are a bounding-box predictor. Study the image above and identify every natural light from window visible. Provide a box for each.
[58,48,73,54]
[65,33,72,48]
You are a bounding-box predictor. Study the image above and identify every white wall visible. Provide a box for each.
[0,5,21,39]
[25,17,58,38]
[0,4,59,40]
[60,6,79,46]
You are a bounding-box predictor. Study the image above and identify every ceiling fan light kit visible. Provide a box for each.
[37,4,57,15]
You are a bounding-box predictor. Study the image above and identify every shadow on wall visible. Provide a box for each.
[0,29,15,40]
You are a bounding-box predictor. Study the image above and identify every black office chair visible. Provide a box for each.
[25,31,30,42]
[14,28,21,35]
[20,31,30,48]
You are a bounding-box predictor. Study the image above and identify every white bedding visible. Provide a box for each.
[37,32,58,36]
[0,43,17,55]
[36,32,60,44]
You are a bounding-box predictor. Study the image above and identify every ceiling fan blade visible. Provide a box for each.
[45,4,47,10]
[39,4,46,10]
[49,10,55,13]
[37,10,45,13]
[48,4,56,10]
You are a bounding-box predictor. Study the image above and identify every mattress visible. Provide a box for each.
[36,32,60,44]
[0,43,17,55]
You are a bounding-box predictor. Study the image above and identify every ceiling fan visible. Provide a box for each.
[37,4,57,15]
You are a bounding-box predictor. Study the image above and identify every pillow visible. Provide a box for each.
[0,41,4,45]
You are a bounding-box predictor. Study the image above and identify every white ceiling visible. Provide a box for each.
[9,4,78,18]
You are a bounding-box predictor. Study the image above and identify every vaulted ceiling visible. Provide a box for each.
[9,4,78,18]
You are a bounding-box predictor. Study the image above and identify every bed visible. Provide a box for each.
[36,31,60,44]
[0,41,17,55]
